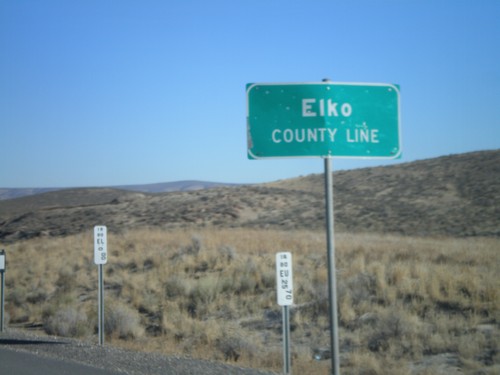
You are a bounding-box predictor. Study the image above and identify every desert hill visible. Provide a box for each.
[0,150,498,243]
[267,149,499,237]
[0,180,237,201]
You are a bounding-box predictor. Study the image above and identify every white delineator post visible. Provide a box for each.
[94,226,108,346]
[276,252,293,375]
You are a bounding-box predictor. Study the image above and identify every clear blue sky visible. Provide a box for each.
[1,0,499,188]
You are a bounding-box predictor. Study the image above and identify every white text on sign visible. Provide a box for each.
[272,128,337,144]
[302,99,353,117]
[276,252,293,306]
[267,98,380,146]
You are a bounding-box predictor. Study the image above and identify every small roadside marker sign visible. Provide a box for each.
[94,226,107,265]
[276,252,293,306]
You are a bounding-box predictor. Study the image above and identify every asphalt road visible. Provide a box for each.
[0,329,275,375]
[0,347,125,375]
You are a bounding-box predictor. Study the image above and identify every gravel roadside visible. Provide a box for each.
[0,328,277,375]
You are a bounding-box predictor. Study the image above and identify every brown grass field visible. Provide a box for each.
[3,228,499,374]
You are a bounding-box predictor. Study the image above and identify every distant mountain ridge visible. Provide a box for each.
[0,180,238,201]
[0,150,498,242]
[115,180,240,193]
[0,188,60,201]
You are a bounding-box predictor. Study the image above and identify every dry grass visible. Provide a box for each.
[3,228,499,374]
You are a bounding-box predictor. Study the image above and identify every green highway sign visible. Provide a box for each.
[247,82,401,159]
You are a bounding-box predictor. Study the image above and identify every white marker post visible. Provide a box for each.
[94,226,107,346]
[276,252,293,375]
[0,249,5,332]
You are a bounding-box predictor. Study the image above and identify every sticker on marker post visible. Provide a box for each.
[94,226,108,265]
[276,252,293,306]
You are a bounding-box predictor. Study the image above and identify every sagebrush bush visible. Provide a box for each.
[104,301,143,339]
[215,334,258,362]
[44,306,90,337]
[164,276,188,299]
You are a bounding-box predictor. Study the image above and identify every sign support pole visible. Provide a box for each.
[1,270,4,332]
[98,264,104,345]
[0,249,5,333]
[282,305,291,375]
[324,157,340,375]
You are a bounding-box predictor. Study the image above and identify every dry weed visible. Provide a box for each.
[2,228,499,374]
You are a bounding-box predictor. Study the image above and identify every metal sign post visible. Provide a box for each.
[94,226,108,346]
[282,306,291,375]
[324,158,340,375]
[98,263,104,345]
[0,249,5,333]
[276,252,293,375]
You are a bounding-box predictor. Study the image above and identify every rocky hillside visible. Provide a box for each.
[0,150,498,242]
